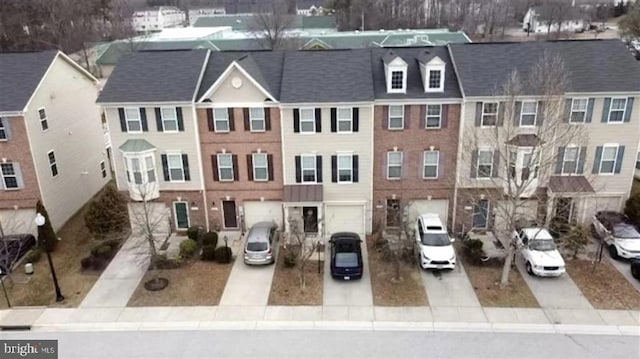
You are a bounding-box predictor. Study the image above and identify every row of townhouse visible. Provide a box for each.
[96,39,640,238]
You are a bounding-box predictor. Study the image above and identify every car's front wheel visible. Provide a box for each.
[609,245,620,260]
[526,261,534,276]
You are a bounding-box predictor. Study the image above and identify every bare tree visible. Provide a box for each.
[282,215,320,289]
[620,2,640,38]
[377,200,419,282]
[248,0,296,50]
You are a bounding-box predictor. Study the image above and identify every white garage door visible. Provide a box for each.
[582,196,623,222]
[325,205,365,235]
[408,200,449,227]
[244,201,283,229]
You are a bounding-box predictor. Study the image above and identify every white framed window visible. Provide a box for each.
[217,153,234,181]
[100,161,107,178]
[124,154,156,185]
[38,108,49,131]
[124,108,142,133]
[391,71,404,90]
[214,108,229,132]
[477,149,493,179]
[0,118,7,140]
[48,150,58,177]
[562,146,580,174]
[608,98,627,123]
[428,70,442,89]
[252,153,268,181]
[0,163,19,189]
[423,150,439,179]
[426,104,442,128]
[387,151,403,179]
[520,101,537,127]
[250,107,265,132]
[300,108,315,133]
[570,98,588,123]
[482,102,498,127]
[337,108,352,133]
[166,153,185,182]
[301,155,317,183]
[599,145,619,174]
[337,153,353,183]
[388,105,404,130]
[161,107,178,132]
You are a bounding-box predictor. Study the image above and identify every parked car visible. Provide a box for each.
[243,222,278,265]
[329,232,363,280]
[592,211,640,260]
[631,259,640,281]
[0,234,37,275]
[513,227,565,277]
[414,213,456,270]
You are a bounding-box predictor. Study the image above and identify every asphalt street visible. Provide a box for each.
[1,329,638,359]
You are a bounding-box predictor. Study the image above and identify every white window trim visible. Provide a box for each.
[166,153,185,182]
[47,150,58,178]
[423,150,439,179]
[425,67,445,92]
[249,107,266,132]
[124,107,142,133]
[160,107,178,133]
[426,104,442,129]
[337,153,353,183]
[387,151,403,180]
[561,145,580,175]
[301,154,317,183]
[38,107,49,132]
[252,153,268,182]
[387,67,407,93]
[0,118,7,141]
[123,152,156,185]
[388,105,404,130]
[481,102,499,128]
[607,97,627,123]
[519,101,538,127]
[477,148,494,180]
[173,201,190,229]
[299,108,316,134]
[569,98,588,124]
[336,107,353,133]
[0,163,19,190]
[217,153,234,182]
[599,144,619,175]
[214,108,230,133]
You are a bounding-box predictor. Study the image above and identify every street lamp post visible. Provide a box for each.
[35,213,64,302]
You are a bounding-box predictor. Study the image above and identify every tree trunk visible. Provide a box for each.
[500,245,515,287]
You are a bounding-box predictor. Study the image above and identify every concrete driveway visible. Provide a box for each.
[607,254,640,292]
[420,260,481,307]
[323,236,373,306]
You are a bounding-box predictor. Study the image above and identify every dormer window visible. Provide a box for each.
[419,55,446,93]
[391,71,404,90]
[383,51,407,94]
[428,70,442,89]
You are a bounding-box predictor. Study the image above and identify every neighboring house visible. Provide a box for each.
[0,51,110,234]
[132,6,186,33]
[188,8,226,26]
[297,0,324,15]
[449,40,640,233]
[522,7,588,34]
[370,47,462,230]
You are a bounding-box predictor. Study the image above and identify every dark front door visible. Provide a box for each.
[302,206,318,233]
[555,197,574,224]
[223,200,237,228]
[472,199,489,228]
[386,199,400,227]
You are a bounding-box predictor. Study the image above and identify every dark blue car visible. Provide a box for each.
[329,232,363,280]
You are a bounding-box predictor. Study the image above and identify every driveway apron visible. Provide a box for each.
[420,260,481,307]
[323,237,374,306]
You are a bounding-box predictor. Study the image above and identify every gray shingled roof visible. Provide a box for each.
[97,50,209,103]
[0,51,57,112]
[235,54,273,97]
[449,40,640,97]
[281,49,374,103]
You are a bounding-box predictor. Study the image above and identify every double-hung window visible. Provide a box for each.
[0,163,19,189]
[125,108,142,132]
[608,98,627,123]
[520,101,537,127]
[217,153,234,181]
[214,108,229,132]
[570,98,588,123]
[301,155,317,183]
[38,108,49,131]
[300,109,315,133]
[477,149,493,179]
[426,104,442,128]
[166,153,185,182]
[0,118,7,140]
[337,154,353,183]
[387,151,403,179]
[161,107,178,132]
[388,105,404,130]
[337,108,352,133]
[562,146,579,174]
[48,151,58,177]
[423,151,439,179]
[250,108,265,132]
[124,155,155,184]
[482,102,498,127]
[252,153,268,181]
[599,145,618,174]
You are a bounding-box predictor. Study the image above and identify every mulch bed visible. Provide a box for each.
[268,251,323,305]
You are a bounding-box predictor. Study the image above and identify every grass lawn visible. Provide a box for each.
[268,251,323,305]
[127,259,233,306]
[565,259,640,310]
[367,237,428,306]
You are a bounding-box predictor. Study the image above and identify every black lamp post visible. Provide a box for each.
[35,213,64,302]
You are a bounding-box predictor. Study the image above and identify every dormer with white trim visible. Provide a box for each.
[382,51,407,94]
[418,51,445,93]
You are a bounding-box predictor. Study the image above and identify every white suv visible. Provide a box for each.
[513,227,565,277]
[414,213,456,270]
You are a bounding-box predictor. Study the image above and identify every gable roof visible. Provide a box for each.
[0,51,58,113]
[97,50,210,104]
[448,40,640,97]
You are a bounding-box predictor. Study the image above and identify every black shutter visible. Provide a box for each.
[176,107,184,131]
[353,108,359,132]
[536,101,544,126]
[586,98,595,123]
[331,155,337,182]
[492,150,500,178]
[555,147,565,174]
[420,105,426,129]
[265,108,271,131]
[232,155,238,181]
[615,145,625,173]
[295,155,301,183]
[563,99,571,123]
[382,106,389,129]
[624,97,634,123]
[441,104,449,128]
[182,154,190,181]
[118,108,126,131]
[602,98,611,122]
[247,154,253,181]
[155,108,163,131]
[140,108,148,131]
[243,108,250,131]
[353,155,359,182]
[211,155,219,181]
[404,105,411,129]
[474,103,482,127]
[293,109,300,133]
[315,108,322,132]
[267,154,274,181]
[316,155,323,183]
[161,154,170,181]
[207,109,214,131]
[514,101,522,126]
[228,108,235,131]
[330,108,337,132]
[470,150,478,178]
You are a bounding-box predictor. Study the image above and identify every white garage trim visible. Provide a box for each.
[243,201,283,230]
[324,202,366,235]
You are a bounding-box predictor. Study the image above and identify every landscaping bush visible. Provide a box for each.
[80,255,108,271]
[80,256,93,270]
[187,226,202,240]
[25,247,42,263]
[91,243,114,259]
[463,237,485,264]
[561,225,591,259]
[152,254,182,270]
[549,216,571,239]
[179,239,198,259]
[283,249,297,267]
[624,192,640,229]
[201,245,217,261]
[84,184,129,240]
[214,246,233,264]
[201,231,218,247]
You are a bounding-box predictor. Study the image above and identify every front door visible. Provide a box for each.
[555,197,574,224]
[173,201,190,230]
[472,199,489,228]
[302,206,318,233]
[222,200,238,228]
[386,199,401,227]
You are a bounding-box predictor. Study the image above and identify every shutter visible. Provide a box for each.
[330,108,337,132]
[232,155,238,181]
[492,150,499,178]
[497,102,505,126]
[586,98,595,123]
[420,105,426,129]
[470,150,478,178]
[441,104,449,128]
[615,145,625,173]
[353,155,359,182]
[437,151,443,179]
[563,99,571,123]
[536,101,544,126]
[155,107,163,131]
[382,106,389,129]
[315,108,322,132]
[176,107,184,131]
[2,118,11,139]
[331,155,337,182]
[293,109,300,133]
[267,154,274,181]
[243,108,250,130]
[206,109,214,131]
[161,154,170,181]
[118,108,126,131]
[514,101,522,126]
[228,108,235,131]
[182,154,190,181]
[577,147,587,174]
[624,97,634,123]
[382,151,388,178]
[14,163,24,188]
[353,108,359,132]
[211,155,219,181]
[247,154,253,181]
[555,146,565,174]
[140,108,148,131]
[316,155,323,183]
[265,108,272,130]
[592,146,603,174]
[602,98,611,122]
[295,155,301,183]
[474,102,482,126]
[404,105,411,129]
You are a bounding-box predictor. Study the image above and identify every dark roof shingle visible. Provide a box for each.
[0,51,57,112]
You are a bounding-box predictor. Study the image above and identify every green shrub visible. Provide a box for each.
[187,226,201,240]
[201,245,217,261]
[84,185,129,240]
[463,237,485,264]
[179,239,198,259]
[153,254,182,269]
[214,246,233,264]
[625,192,640,229]
[201,231,218,247]
[80,256,93,270]
[561,225,591,259]
[25,247,42,263]
[283,250,297,267]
